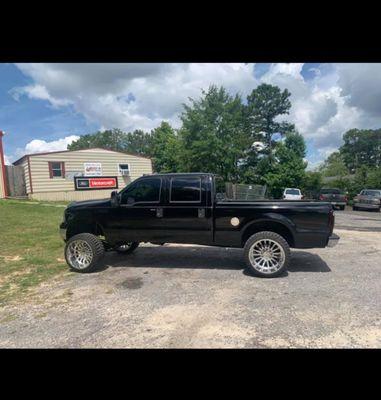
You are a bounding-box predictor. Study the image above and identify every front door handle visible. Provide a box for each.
[156,208,163,218]
[198,208,206,218]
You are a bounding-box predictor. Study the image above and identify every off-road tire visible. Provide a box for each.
[244,231,290,278]
[65,233,105,273]
[115,242,139,254]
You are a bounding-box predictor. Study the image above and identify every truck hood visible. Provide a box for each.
[67,198,111,209]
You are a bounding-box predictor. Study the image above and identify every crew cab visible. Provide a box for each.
[60,173,339,278]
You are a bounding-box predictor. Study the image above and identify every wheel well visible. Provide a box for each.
[67,222,104,240]
[241,221,295,247]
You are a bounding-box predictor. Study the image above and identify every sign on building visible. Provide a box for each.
[74,176,118,190]
[84,162,102,176]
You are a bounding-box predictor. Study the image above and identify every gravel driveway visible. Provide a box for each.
[0,207,380,348]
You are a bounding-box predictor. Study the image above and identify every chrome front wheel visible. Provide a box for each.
[66,239,93,270]
[64,233,105,273]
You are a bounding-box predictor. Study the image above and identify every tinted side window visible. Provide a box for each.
[121,178,161,204]
[170,177,201,202]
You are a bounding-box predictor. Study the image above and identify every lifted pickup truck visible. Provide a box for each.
[60,173,339,277]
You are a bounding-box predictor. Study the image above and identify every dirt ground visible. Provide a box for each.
[0,207,380,348]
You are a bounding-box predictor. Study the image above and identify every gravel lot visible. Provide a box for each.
[0,206,380,348]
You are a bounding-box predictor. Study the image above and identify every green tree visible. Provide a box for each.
[179,85,250,181]
[302,171,323,198]
[246,83,295,158]
[365,167,381,188]
[150,122,181,172]
[340,128,381,173]
[121,129,154,156]
[68,128,154,156]
[68,128,127,152]
[319,151,348,177]
[261,132,307,198]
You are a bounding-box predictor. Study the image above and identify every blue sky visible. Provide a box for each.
[1,63,380,168]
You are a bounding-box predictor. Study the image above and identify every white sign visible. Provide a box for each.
[65,171,83,181]
[84,163,102,176]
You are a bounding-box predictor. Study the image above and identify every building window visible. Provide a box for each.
[48,162,65,178]
[119,163,130,176]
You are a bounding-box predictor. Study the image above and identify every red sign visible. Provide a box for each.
[89,178,117,188]
[74,176,118,190]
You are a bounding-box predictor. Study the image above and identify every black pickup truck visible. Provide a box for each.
[60,173,339,277]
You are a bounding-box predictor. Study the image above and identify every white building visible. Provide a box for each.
[13,147,153,201]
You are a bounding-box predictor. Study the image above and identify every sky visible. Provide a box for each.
[1,63,381,169]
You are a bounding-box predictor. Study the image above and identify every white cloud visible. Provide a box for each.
[4,154,11,165]
[336,63,381,116]
[10,84,70,108]
[11,63,381,164]
[9,135,80,163]
[23,135,80,154]
[14,63,257,132]
[261,63,381,156]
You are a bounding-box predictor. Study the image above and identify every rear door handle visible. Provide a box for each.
[156,208,163,218]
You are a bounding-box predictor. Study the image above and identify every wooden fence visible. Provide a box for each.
[5,165,27,197]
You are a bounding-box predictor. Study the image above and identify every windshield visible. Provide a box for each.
[362,190,381,197]
[321,189,342,194]
[285,189,300,195]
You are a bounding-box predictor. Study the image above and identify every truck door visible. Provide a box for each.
[160,175,213,245]
[106,176,167,243]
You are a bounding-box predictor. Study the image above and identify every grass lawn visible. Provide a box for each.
[0,199,71,305]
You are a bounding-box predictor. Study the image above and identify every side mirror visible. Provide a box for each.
[110,190,120,207]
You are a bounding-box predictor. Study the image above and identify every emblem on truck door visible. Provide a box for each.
[231,217,240,226]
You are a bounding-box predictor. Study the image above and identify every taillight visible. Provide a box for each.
[344,196,348,202]
[319,195,324,201]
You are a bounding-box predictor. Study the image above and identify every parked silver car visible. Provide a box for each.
[353,189,381,211]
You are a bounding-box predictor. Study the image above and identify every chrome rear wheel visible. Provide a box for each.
[117,243,134,252]
[249,238,285,274]
[244,231,290,278]
[115,241,139,254]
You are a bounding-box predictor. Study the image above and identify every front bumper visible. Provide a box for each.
[327,233,340,247]
[355,202,380,209]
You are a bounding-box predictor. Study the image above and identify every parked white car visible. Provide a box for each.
[283,188,303,200]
